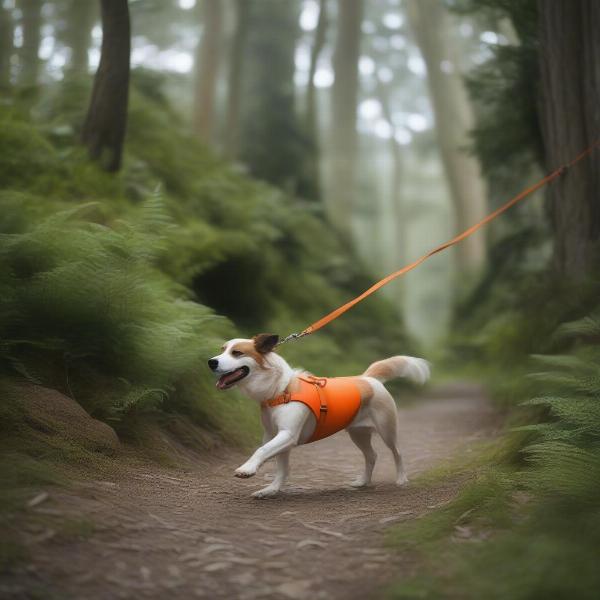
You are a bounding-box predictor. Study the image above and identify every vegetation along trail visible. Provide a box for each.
[5,385,498,600]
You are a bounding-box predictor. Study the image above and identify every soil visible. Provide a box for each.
[3,384,499,600]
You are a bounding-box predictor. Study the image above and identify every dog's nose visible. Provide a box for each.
[208,358,218,371]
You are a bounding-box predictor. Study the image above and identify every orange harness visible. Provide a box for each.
[262,376,362,443]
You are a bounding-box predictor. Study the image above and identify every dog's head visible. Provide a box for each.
[208,333,279,390]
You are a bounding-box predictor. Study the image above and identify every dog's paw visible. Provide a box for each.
[350,478,371,488]
[252,486,280,499]
[396,474,409,487]
[235,464,257,478]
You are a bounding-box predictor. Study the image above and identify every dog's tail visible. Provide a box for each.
[363,356,430,385]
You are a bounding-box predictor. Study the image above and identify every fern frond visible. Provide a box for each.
[555,313,600,340]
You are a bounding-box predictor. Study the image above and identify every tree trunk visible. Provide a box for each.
[81,0,130,172]
[306,0,327,138]
[18,0,42,86]
[65,0,97,75]
[240,0,309,196]
[0,5,13,89]
[192,0,223,143]
[303,0,327,201]
[538,0,600,279]
[224,0,248,159]
[377,79,408,263]
[329,0,364,232]
[377,79,407,299]
[407,0,488,273]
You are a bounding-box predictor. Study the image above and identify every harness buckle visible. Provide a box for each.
[307,375,327,388]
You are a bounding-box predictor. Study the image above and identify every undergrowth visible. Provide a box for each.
[388,311,600,600]
[0,75,410,442]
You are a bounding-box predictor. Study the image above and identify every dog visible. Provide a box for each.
[208,333,430,498]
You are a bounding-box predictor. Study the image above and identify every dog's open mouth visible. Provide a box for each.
[216,366,250,390]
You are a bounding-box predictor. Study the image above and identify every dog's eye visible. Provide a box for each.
[231,350,244,357]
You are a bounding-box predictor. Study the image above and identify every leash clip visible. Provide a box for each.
[277,331,308,346]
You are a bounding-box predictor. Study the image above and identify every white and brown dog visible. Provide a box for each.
[208,334,430,498]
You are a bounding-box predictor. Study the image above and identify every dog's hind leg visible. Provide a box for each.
[370,388,408,486]
[347,427,377,487]
[252,450,290,498]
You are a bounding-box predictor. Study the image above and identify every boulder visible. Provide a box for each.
[19,384,119,453]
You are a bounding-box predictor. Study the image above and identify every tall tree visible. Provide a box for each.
[240,0,312,197]
[64,0,97,76]
[81,0,130,172]
[224,0,248,158]
[192,0,223,143]
[306,0,327,142]
[538,0,600,279]
[369,78,409,310]
[18,0,42,86]
[304,0,328,201]
[0,4,13,89]
[407,0,488,273]
[376,78,406,267]
[330,0,364,232]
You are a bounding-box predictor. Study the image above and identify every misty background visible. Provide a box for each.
[1,0,527,346]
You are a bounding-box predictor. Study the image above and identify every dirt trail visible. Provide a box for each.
[5,385,498,600]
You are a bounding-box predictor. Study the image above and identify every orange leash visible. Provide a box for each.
[278,140,600,346]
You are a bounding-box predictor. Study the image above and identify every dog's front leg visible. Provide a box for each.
[252,451,290,498]
[235,430,296,479]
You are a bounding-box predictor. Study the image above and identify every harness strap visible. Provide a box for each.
[261,376,328,413]
[261,390,291,409]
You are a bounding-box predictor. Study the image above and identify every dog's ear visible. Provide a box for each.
[253,333,279,354]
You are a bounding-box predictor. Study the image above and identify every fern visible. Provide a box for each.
[0,202,231,425]
[519,315,600,505]
[555,312,600,340]
[523,396,600,432]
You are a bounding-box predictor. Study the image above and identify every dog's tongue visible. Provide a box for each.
[216,368,245,390]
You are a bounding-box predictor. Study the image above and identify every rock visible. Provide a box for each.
[19,384,119,453]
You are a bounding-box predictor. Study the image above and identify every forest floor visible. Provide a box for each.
[2,384,499,600]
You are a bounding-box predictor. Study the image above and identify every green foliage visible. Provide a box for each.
[390,311,600,600]
[0,118,59,191]
[0,198,230,427]
[0,74,410,450]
